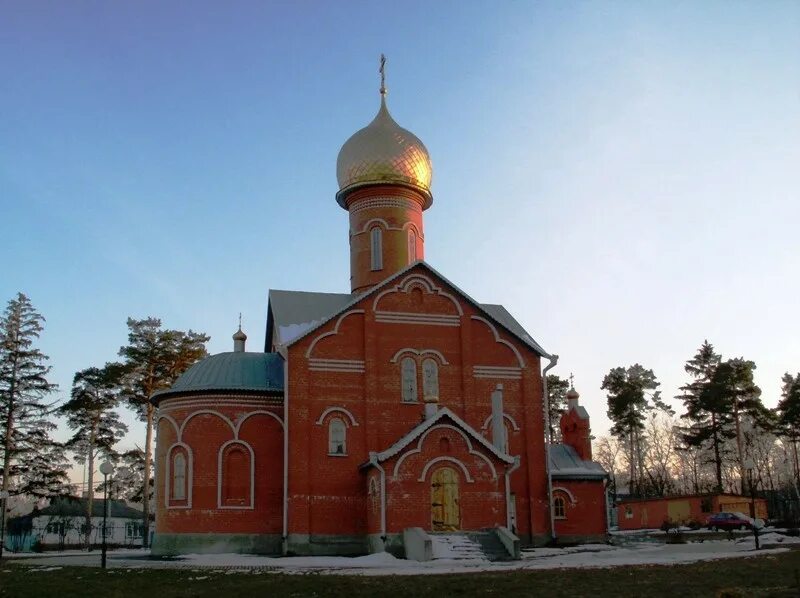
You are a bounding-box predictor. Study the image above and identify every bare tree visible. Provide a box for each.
[641,414,677,496]
[594,435,625,496]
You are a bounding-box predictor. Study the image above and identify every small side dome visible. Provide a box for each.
[232,326,247,352]
[336,96,432,208]
[150,352,284,405]
[566,387,580,401]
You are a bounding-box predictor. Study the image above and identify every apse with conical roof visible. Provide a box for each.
[336,56,433,294]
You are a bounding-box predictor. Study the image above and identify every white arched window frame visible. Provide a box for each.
[407,229,417,263]
[554,495,566,519]
[217,440,255,509]
[370,227,383,271]
[401,357,418,403]
[172,452,186,500]
[422,358,439,400]
[328,417,347,455]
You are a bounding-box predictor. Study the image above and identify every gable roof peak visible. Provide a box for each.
[372,406,516,465]
[273,260,550,358]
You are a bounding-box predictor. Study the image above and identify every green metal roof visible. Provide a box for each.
[549,444,608,480]
[151,352,284,403]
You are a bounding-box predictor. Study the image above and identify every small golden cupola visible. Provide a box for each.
[336,55,433,294]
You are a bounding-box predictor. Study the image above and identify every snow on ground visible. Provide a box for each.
[736,532,800,546]
[5,538,795,576]
[6,548,149,559]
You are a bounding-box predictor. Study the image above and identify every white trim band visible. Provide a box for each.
[473,366,523,380]
[308,358,366,373]
[375,311,460,326]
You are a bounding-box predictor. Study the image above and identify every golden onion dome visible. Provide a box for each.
[336,95,433,208]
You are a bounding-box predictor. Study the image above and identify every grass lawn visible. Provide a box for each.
[1,550,800,598]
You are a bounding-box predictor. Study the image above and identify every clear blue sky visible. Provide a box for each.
[2,2,799,470]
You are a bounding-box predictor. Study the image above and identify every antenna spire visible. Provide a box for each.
[379,54,387,96]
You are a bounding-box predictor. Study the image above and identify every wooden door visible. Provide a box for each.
[431,467,460,531]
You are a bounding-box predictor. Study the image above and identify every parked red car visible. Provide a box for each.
[707,511,753,531]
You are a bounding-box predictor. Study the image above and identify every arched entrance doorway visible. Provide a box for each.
[431,467,460,531]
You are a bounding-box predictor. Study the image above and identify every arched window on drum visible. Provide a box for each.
[167,446,191,507]
[219,442,252,508]
[370,227,383,271]
[407,229,417,263]
[172,453,186,500]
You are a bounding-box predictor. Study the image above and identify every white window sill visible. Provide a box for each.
[328,452,348,457]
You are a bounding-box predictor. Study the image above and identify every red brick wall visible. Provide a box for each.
[553,480,607,538]
[154,265,607,545]
[344,185,426,294]
[154,399,283,535]
[381,424,507,532]
[560,409,592,461]
[286,264,551,539]
[617,494,769,530]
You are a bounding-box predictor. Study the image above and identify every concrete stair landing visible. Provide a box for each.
[468,531,516,561]
[430,533,489,561]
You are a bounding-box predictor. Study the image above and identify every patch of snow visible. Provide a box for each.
[522,544,617,559]
[5,548,148,559]
[279,320,322,344]
[736,532,800,546]
[350,552,400,565]
[5,541,791,577]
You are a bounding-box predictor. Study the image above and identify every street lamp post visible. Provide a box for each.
[743,458,761,550]
[743,458,757,519]
[0,489,9,561]
[99,461,114,569]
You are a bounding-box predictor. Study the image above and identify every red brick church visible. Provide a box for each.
[151,68,608,558]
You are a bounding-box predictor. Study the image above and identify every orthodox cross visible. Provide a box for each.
[569,372,575,389]
[379,54,387,96]
[238,312,242,330]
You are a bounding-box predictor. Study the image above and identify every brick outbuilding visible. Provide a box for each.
[617,493,768,531]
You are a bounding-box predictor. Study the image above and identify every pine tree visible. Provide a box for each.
[0,293,69,500]
[776,372,800,483]
[602,364,667,496]
[546,374,570,442]
[710,358,764,494]
[60,364,129,546]
[678,341,732,493]
[117,318,208,547]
